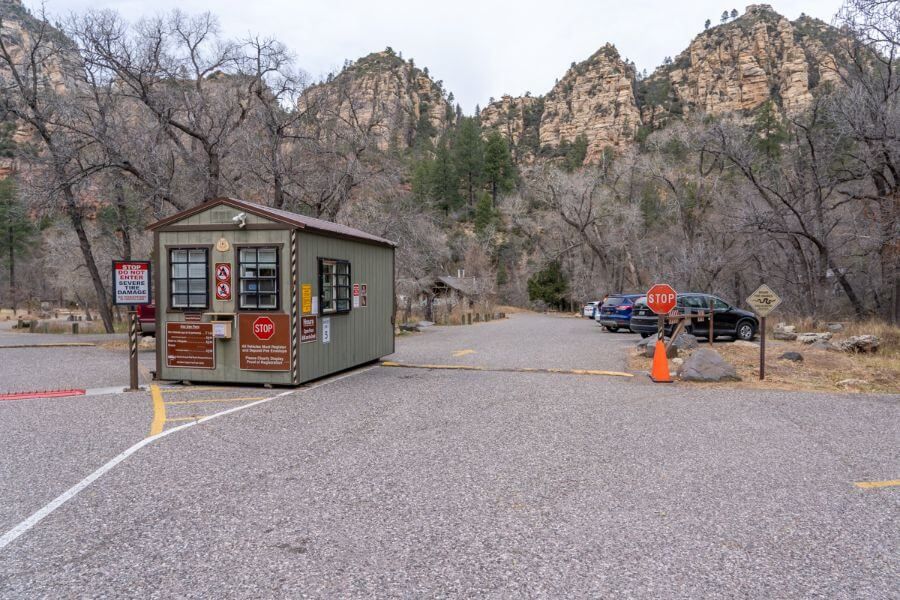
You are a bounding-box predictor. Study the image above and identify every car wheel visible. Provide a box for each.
[605,325,618,332]
[735,320,755,341]
[640,332,651,338]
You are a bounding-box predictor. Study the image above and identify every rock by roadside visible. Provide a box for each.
[677,348,740,382]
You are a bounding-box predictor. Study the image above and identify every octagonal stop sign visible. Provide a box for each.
[252,316,276,340]
[646,283,677,315]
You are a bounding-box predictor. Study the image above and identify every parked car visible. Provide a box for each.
[137,303,156,337]
[594,294,643,332]
[582,301,602,319]
[629,293,758,341]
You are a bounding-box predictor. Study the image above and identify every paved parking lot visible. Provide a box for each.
[0,313,897,597]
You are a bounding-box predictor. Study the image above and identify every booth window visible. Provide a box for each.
[320,259,351,314]
[239,247,279,310]
[170,248,209,309]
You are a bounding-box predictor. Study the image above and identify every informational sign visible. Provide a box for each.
[360,284,368,308]
[166,322,215,369]
[746,284,782,317]
[112,260,152,305]
[301,284,312,314]
[215,263,232,300]
[322,317,331,344]
[353,283,361,308]
[311,296,319,315]
[301,316,317,343]
[646,283,677,315]
[238,313,290,371]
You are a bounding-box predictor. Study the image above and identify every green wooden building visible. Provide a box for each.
[148,197,395,385]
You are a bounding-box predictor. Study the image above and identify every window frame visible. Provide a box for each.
[318,257,352,315]
[236,245,282,312]
[167,246,210,311]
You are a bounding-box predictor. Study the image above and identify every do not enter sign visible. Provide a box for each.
[646,283,677,314]
[252,316,275,340]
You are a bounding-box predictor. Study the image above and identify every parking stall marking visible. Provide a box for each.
[165,396,266,406]
[854,479,900,489]
[451,349,477,357]
[0,365,378,552]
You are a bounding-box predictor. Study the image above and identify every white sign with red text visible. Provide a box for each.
[113,260,152,305]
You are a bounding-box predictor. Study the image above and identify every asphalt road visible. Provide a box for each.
[0,313,897,598]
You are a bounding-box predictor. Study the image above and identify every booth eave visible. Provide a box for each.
[147,197,397,248]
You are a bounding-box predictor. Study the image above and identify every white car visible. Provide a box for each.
[582,301,601,318]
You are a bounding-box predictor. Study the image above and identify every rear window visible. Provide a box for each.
[602,296,632,307]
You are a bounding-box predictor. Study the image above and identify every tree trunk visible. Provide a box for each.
[114,180,132,260]
[65,186,114,333]
[7,223,14,313]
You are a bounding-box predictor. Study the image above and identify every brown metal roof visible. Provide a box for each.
[148,197,396,247]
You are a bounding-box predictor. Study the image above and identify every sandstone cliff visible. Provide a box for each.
[300,50,455,151]
[637,4,842,128]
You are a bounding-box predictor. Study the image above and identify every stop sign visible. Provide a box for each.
[252,316,276,340]
[646,283,677,315]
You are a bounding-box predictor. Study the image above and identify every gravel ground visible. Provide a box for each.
[0,313,897,598]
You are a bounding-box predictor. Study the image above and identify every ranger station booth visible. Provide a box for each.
[148,197,395,386]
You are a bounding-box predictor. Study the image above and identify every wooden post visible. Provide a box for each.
[759,316,766,381]
[657,314,664,342]
[708,298,714,346]
[128,310,139,391]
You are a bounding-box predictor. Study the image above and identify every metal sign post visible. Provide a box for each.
[113,260,152,392]
[746,285,782,381]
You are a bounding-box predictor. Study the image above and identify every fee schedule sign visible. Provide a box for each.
[113,260,152,305]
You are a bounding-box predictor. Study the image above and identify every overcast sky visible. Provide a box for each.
[35,0,844,113]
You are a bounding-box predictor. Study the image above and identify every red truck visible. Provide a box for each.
[137,303,156,337]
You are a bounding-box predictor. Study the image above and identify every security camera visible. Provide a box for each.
[232,212,246,228]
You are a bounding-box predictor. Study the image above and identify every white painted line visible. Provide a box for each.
[0,366,377,551]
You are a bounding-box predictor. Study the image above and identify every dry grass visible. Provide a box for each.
[628,320,900,394]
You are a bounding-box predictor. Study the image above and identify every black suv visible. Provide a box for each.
[629,293,758,341]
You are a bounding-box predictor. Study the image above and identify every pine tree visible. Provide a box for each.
[752,100,787,159]
[705,19,711,29]
[452,117,484,209]
[527,261,568,309]
[431,137,462,212]
[0,178,35,312]
[564,134,589,171]
[483,131,516,204]
[720,10,729,23]
[474,192,497,234]
[730,8,738,19]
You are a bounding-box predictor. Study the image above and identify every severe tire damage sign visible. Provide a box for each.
[113,260,151,305]
[239,313,290,371]
[166,322,215,369]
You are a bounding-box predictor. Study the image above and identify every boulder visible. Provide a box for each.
[838,335,880,354]
[773,323,798,341]
[797,332,833,344]
[138,336,156,350]
[677,348,740,382]
[673,333,700,351]
[779,351,803,362]
[826,322,845,332]
[639,337,677,359]
[810,340,839,352]
[417,321,434,328]
[399,324,420,332]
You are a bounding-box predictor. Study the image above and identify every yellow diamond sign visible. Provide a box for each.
[746,284,782,317]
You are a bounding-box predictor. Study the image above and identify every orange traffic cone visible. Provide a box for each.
[650,340,673,383]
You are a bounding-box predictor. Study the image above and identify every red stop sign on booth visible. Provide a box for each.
[252,316,276,340]
[646,283,677,314]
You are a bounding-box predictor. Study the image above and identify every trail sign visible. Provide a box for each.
[746,284,782,317]
[646,283,677,315]
[112,260,151,306]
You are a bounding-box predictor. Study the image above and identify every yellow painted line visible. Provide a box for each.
[854,479,900,489]
[452,349,476,357]
[149,385,166,437]
[380,361,633,378]
[165,396,266,406]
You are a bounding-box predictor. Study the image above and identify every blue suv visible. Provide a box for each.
[594,294,643,332]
